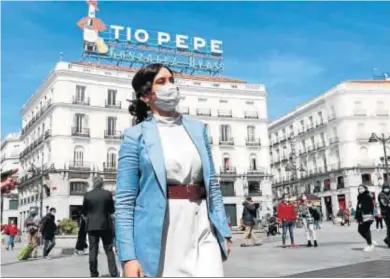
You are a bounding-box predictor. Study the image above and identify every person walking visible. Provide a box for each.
[277,194,297,248]
[378,183,390,248]
[374,204,383,231]
[115,64,232,278]
[82,176,118,278]
[343,207,351,226]
[355,185,376,252]
[241,197,261,247]
[40,207,57,259]
[24,209,41,258]
[74,215,88,255]
[298,194,319,247]
[4,220,18,250]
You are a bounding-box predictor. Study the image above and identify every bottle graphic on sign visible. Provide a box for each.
[77,0,108,54]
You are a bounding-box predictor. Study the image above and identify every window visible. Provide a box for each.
[220,125,231,141]
[70,182,88,195]
[223,155,232,170]
[107,89,117,105]
[9,200,18,210]
[198,98,207,102]
[248,181,261,195]
[107,149,117,168]
[317,111,323,122]
[309,116,313,126]
[74,113,85,131]
[219,100,228,104]
[247,126,255,141]
[310,136,315,146]
[73,146,84,166]
[220,181,235,197]
[76,85,86,101]
[320,132,325,144]
[245,101,254,105]
[300,120,304,130]
[249,154,257,170]
[107,117,117,135]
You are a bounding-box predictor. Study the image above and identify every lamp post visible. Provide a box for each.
[368,133,390,184]
[285,164,306,196]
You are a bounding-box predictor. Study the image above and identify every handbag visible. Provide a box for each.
[362,214,374,223]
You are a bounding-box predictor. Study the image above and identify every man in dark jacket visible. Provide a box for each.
[82,176,118,277]
[241,196,261,247]
[378,182,390,248]
[40,207,57,259]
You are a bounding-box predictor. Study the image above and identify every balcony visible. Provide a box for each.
[105,100,121,109]
[307,123,314,130]
[70,182,88,196]
[103,162,117,172]
[316,120,324,127]
[337,182,345,189]
[71,127,90,137]
[19,130,52,159]
[316,141,325,149]
[178,106,189,115]
[329,137,339,144]
[353,109,367,116]
[21,100,52,136]
[328,114,336,121]
[299,149,306,156]
[376,110,389,116]
[72,97,90,106]
[217,109,232,118]
[196,108,211,116]
[245,138,261,146]
[68,161,91,171]
[219,137,234,146]
[356,134,367,141]
[247,167,265,175]
[281,155,288,162]
[244,111,259,119]
[104,130,123,140]
[220,167,237,175]
[307,145,315,153]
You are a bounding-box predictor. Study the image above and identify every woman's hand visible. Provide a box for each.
[123,260,144,277]
[225,238,232,259]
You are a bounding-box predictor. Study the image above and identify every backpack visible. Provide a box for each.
[309,207,320,221]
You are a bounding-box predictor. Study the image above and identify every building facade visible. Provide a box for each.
[1,132,23,225]
[17,61,271,227]
[269,80,390,219]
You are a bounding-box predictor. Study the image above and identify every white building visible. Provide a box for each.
[269,80,390,219]
[17,61,271,227]
[1,132,23,225]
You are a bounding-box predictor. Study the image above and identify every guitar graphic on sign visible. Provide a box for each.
[77,0,109,54]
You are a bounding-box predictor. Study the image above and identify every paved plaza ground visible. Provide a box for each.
[1,222,389,277]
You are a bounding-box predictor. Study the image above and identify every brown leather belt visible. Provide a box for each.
[167,184,206,200]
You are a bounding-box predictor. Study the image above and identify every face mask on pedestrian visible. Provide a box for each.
[358,187,365,194]
[154,83,180,112]
[51,211,56,216]
[302,196,307,201]
[384,187,390,193]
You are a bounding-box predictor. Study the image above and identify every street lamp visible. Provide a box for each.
[368,133,390,184]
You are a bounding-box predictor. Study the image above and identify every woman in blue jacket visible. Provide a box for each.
[115,64,232,277]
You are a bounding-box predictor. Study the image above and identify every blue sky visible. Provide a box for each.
[2,1,390,138]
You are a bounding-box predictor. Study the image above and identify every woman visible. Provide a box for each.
[115,64,232,277]
[298,194,318,247]
[74,216,88,255]
[355,185,376,252]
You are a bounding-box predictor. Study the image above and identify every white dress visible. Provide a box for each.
[155,114,224,277]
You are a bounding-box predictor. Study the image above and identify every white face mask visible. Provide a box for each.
[384,188,390,193]
[358,188,365,194]
[154,84,180,112]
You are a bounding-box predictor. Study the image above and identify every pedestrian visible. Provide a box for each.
[115,64,232,277]
[240,197,261,247]
[343,207,351,226]
[374,204,383,231]
[277,194,297,248]
[298,194,319,247]
[24,209,41,258]
[82,176,118,278]
[40,207,57,259]
[378,182,390,248]
[74,215,88,255]
[355,185,376,252]
[4,220,19,250]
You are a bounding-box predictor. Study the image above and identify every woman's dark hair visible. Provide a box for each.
[129,63,174,124]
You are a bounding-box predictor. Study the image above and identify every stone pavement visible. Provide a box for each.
[1,222,389,277]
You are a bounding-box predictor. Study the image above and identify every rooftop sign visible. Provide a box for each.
[77,0,224,75]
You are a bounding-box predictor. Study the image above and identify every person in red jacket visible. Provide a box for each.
[5,220,19,250]
[277,194,297,248]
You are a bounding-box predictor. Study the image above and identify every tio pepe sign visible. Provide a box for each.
[109,25,223,55]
